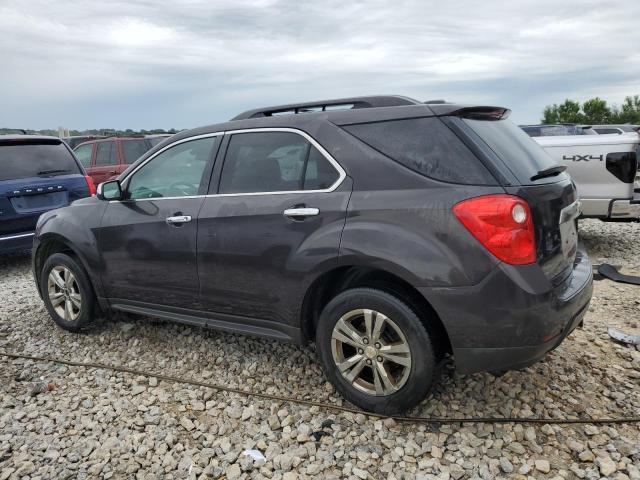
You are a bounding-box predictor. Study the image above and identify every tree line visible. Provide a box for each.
[0,127,180,136]
[542,95,640,125]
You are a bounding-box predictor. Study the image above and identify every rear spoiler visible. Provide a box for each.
[446,106,511,120]
[425,103,511,120]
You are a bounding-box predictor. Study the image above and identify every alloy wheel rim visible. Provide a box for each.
[47,266,81,322]
[330,309,412,396]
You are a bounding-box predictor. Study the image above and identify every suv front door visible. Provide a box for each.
[197,129,350,332]
[97,135,220,308]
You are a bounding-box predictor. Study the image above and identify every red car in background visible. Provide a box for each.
[73,137,155,185]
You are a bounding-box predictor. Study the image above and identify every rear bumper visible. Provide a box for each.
[610,193,640,219]
[580,196,640,219]
[0,231,35,253]
[421,245,593,374]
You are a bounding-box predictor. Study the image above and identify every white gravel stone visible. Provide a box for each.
[535,459,551,473]
[0,219,638,478]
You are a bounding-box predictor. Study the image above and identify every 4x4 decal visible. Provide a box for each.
[562,154,604,162]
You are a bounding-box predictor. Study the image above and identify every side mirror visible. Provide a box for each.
[96,180,122,201]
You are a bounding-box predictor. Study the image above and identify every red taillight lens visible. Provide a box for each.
[84,175,97,196]
[453,194,536,265]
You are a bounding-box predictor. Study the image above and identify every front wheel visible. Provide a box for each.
[40,252,97,332]
[316,288,436,415]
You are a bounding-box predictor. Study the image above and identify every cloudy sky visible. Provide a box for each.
[1,0,639,130]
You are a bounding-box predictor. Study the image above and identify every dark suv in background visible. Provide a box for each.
[0,136,94,254]
[32,96,592,413]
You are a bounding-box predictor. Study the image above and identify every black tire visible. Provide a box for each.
[316,288,436,415]
[40,252,97,332]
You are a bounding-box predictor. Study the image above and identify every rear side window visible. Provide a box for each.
[122,139,150,164]
[463,118,559,184]
[74,143,93,167]
[0,140,81,181]
[343,117,495,185]
[219,132,340,194]
[96,141,117,165]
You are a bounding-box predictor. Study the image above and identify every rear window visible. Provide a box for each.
[463,118,559,184]
[122,139,151,164]
[0,140,81,181]
[343,117,496,185]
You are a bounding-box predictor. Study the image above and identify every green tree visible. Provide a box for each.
[557,99,585,123]
[541,99,584,123]
[611,95,640,124]
[542,104,560,124]
[582,97,611,123]
[543,95,640,125]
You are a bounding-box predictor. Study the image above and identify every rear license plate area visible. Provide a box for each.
[10,191,68,213]
[559,201,580,259]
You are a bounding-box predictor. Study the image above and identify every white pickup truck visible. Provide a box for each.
[534,133,640,220]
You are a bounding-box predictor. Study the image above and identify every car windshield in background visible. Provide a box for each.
[463,118,559,184]
[0,140,81,181]
[122,139,151,164]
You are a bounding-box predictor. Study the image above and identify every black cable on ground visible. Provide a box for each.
[2,351,639,426]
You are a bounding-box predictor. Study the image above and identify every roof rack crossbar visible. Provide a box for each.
[231,95,421,120]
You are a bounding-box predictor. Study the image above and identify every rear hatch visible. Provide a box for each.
[0,138,89,236]
[448,113,579,281]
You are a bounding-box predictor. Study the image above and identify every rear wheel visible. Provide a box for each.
[316,288,436,414]
[40,253,97,332]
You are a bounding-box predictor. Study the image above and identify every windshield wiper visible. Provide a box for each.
[530,165,566,181]
[37,169,71,177]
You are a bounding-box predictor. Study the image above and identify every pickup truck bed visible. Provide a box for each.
[534,133,639,220]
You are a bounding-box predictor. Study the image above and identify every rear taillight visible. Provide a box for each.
[453,194,536,265]
[84,176,97,196]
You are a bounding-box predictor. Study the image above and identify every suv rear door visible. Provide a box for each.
[196,129,350,330]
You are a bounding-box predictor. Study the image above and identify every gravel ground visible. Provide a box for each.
[0,218,639,479]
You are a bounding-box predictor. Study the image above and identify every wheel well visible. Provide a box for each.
[34,237,75,279]
[301,266,452,358]
[33,237,94,296]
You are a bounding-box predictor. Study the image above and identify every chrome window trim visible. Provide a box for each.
[115,128,346,202]
[218,127,346,195]
[0,232,35,241]
[120,132,225,185]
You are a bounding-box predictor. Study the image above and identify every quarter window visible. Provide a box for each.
[218,132,339,194]
[74,144,93,168]
[344,117,496,185]
[127,136,218,199]
[95,141,117,166]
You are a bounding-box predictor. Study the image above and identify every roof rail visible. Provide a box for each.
[231,95,421,120]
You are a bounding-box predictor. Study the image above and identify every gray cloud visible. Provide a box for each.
[1,0,639,129]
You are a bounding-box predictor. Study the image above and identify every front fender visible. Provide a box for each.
[33,198,108,299]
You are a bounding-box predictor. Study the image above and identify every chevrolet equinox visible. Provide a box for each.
[33,96,593,414]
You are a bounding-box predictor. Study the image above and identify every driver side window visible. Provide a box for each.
[127,136,218,200]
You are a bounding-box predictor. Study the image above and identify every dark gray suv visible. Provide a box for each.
[33,96,593,414]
